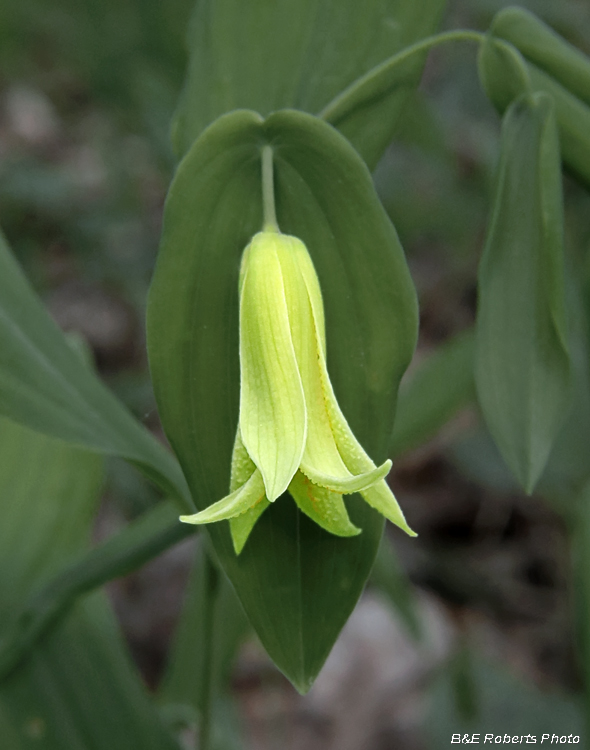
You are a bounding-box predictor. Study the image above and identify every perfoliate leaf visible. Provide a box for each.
[0,229,191,510]
[475,92,571,493]
[147,109,418,691]
[173,0,446,167]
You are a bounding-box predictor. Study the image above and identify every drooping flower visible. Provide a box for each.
[180,230,415,553]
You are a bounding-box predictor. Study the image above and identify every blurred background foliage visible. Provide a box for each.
[2,0,590,747]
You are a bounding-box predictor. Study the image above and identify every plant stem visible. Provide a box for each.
[199,548,219,750]
[318,29,486,124]
[261,145,279,232]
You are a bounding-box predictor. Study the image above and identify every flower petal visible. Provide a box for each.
[276,237,355,483]
[360,480,417,537]
[296,248,416,537]
[227,428,270,553]
[229,427,256,492]
[288,471,360,537]
[239,232,307,501]
[301,458,392,494]
[180,468,266,524]
[230,500,270,554]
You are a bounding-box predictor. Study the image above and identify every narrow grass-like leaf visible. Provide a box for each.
[0,500,193,681]
[148,109,418,691]
[0,417,180,749]
[173,0,446,166]
[475,92,571,493]
[0,229,191,510]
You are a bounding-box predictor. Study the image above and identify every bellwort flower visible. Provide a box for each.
[180,229,415,554]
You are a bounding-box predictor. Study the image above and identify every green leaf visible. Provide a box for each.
[147,109,418,691]
[526,65,590,190]
[478,33,590,190]
[538,268,590,504]
[491,7,590,109]
[0,500,193,681]
[0,229,191,510]
[477,34,532,113]
[475,92,571,493]
[160,545,249,718]
[390,328,476,457]
[173,0,446,166]
[0,417,180,749]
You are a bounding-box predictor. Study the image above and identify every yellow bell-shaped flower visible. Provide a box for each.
[180,230,415,553]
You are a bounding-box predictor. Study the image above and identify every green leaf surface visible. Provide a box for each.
[491,7,590,109]
[173,0,446,167]
[0,500,193,681]
[477,33,532,113]
[148,109,418,691]
[0,229,191,510]
[160,544,249,717]
[474,92,571,493]
[478,35,590,190]
[538,268,590,505]
[390,328,476,457]
[527,65,590,190]
[0,417,179,750]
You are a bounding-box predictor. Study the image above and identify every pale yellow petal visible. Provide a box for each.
[230,498,271,554]
[229,427,256,492]
[180,469,266,524]
[276,236,353,483]
[296,247,415,537]
[360,480,416,537]
[239,233,307,501]
[301,459,391,494]
[288,471,360,537]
